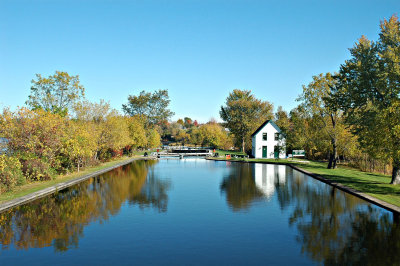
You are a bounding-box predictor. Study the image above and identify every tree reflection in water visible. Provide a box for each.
[221,163,400,264]
[280,168,400,265]
[220,163,286,211]
[220,163,264,211]
[0,160,170,252]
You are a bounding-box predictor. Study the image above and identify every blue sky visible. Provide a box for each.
[0,0,399,122]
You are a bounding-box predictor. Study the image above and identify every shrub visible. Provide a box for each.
[0,155,24,193]
[22,159,54,181]
[98,148,113,161]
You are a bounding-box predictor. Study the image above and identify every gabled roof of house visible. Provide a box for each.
[251,120,281,137]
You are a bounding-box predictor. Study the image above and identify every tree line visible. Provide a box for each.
[0,72,164,193]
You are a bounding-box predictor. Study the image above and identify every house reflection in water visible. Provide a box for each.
[254,164,286,200]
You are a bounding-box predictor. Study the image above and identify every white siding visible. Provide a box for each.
[251,122,286,159]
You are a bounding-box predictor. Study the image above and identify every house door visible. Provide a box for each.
[262,146,267,158]
[274,146,279,159]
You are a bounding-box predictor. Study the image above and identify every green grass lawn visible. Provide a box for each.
[215,149,247,156]
[131,149,158,156]
[209,157,400,208]
[0,156,140,204]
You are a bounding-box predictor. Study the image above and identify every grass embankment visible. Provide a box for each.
[210,156,400,208]
[131,149,158,156]
[215,150,247,156]
[0,156,139,204]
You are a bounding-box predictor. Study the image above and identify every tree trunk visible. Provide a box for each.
[390,158,400,185]
[242,137,245,153]
[328,114,338,169]
[327,140,337,169]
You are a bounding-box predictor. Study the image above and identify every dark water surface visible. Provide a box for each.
[1,159,400,265]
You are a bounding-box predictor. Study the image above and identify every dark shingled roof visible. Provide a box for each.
[251,120,281,137]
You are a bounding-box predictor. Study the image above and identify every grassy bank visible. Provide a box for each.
[132,149,158,156]
[215,149,247,156]
[0,156,140,204]
[208,157,400,208]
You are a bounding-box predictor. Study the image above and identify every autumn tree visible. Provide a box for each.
[189,127,202,147]
[176,119,184,127]
[286,106,315,156]
[184,117,193,128]
[0,108,67,179]
[196,121,232,149]
[63,121,97,172]
[26,71,85,116]
[275,106,290,137]
[126,116,147,150]
[73,99,115,122]
[97,114,131,159]
[299,73,345,169]
[334,15,400,184]
[146,129,161,149]
[122,89,174,126]
[220,89,274,152]
[175,130,190,146]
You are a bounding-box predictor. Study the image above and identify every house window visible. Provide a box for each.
[262,133,267,141]
[275,133,279,141]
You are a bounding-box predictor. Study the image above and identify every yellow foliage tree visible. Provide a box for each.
[63,121,97,171]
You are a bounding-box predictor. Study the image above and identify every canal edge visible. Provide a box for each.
[0,157,157,213]
[206,158,400,215]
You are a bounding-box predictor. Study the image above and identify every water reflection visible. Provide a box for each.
[277,168,400,265]
[0,160,169,252]
[254,164,286,199]
[222,163,400,264]
[220,163,264,211]
[2,159,400,264]
[220,163,287,210]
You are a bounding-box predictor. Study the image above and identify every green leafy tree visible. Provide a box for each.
[299,73,345,169]
[122,89,174,126]
[334,15,400,184]
[220,89,274,152]
[26,71,85,116]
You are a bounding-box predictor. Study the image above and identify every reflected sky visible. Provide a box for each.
[0,159,399,265]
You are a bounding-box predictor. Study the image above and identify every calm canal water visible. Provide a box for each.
[1,159,399,265]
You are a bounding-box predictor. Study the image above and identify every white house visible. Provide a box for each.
[251,120,286,159]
